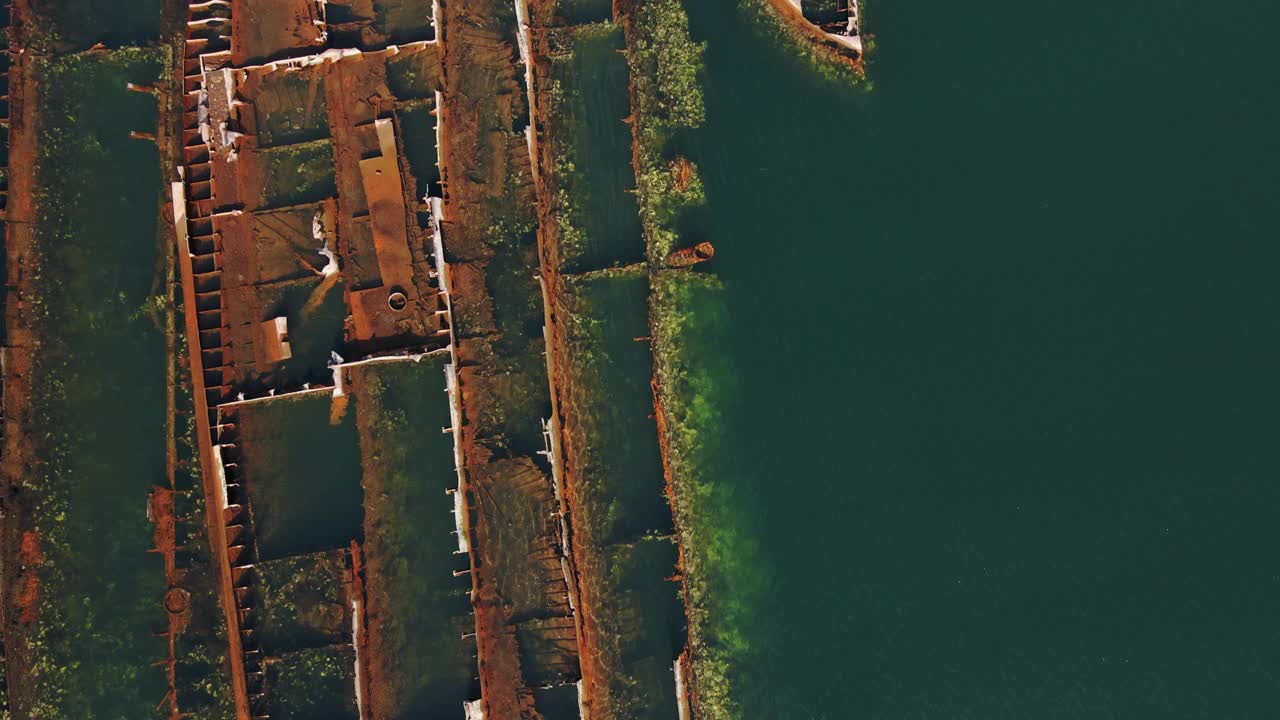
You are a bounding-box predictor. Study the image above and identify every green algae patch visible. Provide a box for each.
[595,536,684,719]
[348,357,478,716]
[256,139,338,208]
[650,270,755,720]
[172,327,238,719]
[557,268,671,544]
[461,235,554,457]
[552,268,683,718]
[20,47,172,720]
[621,1,746,714]
[256,552,352,654]
[626,0,705,133]
[172,559,238,720]
[624,0,710,263]
[252,69,331,148]
[635,155,706,261]
[265,645,360,720]
[545,22,645,273]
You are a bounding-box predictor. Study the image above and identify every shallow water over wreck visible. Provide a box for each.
[25,50,171,717]
[684,1,1280,716]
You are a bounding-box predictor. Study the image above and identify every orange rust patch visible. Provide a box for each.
[17,573,39,624]
[19,530,42,565]
[671,156,695,192]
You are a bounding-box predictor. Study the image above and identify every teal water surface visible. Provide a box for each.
[684,1,1280,717]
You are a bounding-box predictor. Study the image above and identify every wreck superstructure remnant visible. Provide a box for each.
[523,1,697,717]
[174,0,594,716]
[789,0,863,54]
[4,0,782,716]
[434,0,585,715]
[754,0,868,76]
[1,4,16,710]
[0,1,215,716]
[173,1,481,718]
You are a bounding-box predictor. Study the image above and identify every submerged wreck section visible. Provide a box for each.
[172,1,490,718]
[546,268,685,719]
[524,1,697,718]
[0,5,7,220]
[619,1,746,719]
[345,357,477,719]
[178,44,449,402]
[0,2,237,712]
[204,358,478,720]
[435,0,585,714]
[1,0,765,715]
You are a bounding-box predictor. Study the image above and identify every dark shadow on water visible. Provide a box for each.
[533,683,581,720]
[398,103,441,201]
[240,392,364,560]
[31,0,161,48]
[555,0,612,25]
[349,358,480,715]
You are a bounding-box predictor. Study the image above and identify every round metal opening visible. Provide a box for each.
[388,290,409,311]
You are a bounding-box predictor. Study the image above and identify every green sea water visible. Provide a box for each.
[683,1,1280,717]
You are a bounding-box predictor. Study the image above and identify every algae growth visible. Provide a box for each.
[20,47,172,719]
